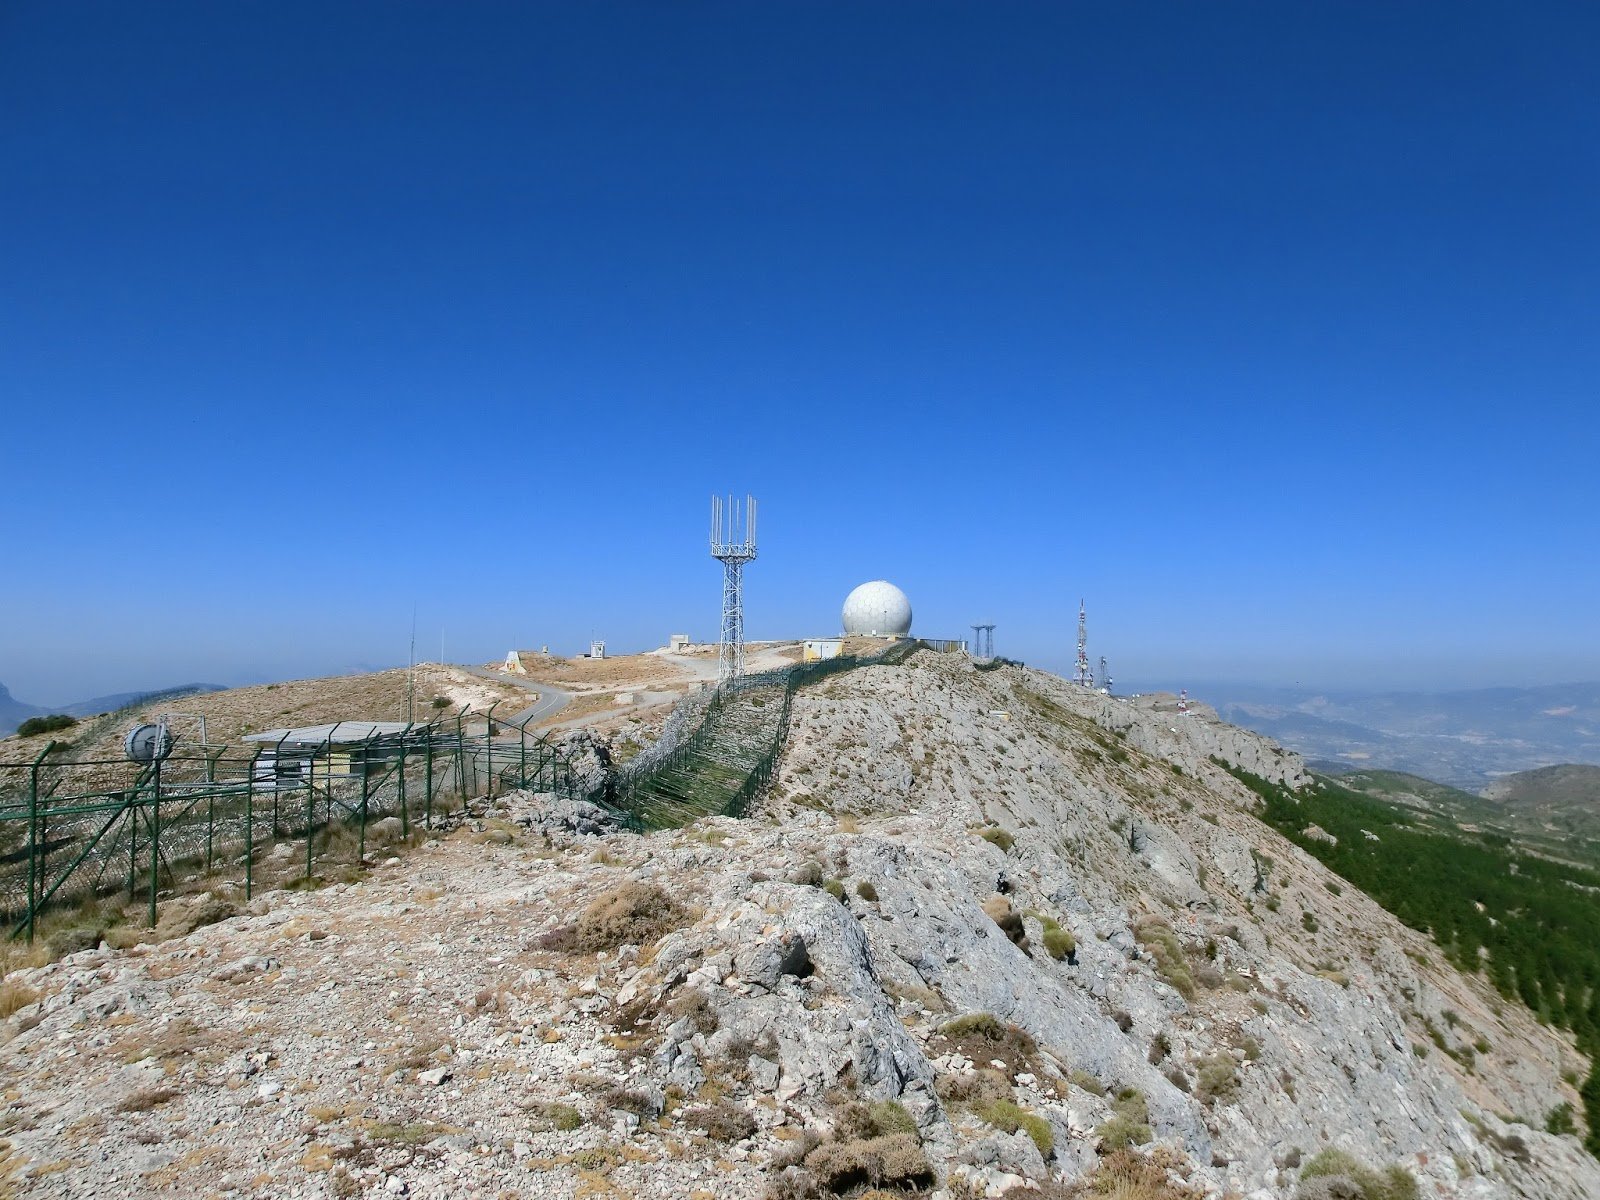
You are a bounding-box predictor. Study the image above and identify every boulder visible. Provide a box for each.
[733,932,810,990]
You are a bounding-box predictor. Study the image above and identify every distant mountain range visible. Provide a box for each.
[1204,682,1600,790]
[0,681,226,737]
[1325,763,1600,867]
[0,684,44,737]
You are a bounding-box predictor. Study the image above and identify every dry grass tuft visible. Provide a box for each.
[114,1087,178,1113]
[981,895,1030,952]
[802,1133,933,1194]
[540,880,688,952]
[1069,1148,1203,1198]
[0,981,40,1020]
[683,1101,757,1142]
[936,1067,1011,1107]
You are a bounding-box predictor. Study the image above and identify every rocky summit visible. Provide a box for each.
[2,652,1594,1199]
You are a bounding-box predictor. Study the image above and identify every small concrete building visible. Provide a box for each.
[589,639,606,659]
[803,638,844,662]
[244,721,419,789]
[668,633,692,652]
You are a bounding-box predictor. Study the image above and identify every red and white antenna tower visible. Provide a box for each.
[1074,599,1092,687]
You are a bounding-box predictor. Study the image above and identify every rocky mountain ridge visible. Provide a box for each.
[0,651,1593,1199]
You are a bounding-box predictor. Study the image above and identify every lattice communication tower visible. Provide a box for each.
[710,494,758,684]
[970,623,995,660]
[1074,599,1093,687]
[1099,656,1111,695]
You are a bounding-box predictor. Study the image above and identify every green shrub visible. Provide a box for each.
[1148,1033,1171,1064]
[1069,1068,1106,1096]
[1043,927,1076,961]
[430,696,452,710]
[544,1102,582,1131]
[790,861,824,886]
[855,880,878,902]
[1095,1087,1151,1149]
[977,1098,1053,1156]
[1546,1101,1577,1136]
[939,1013,1008,1042]
[835,1098,920,1141]
[979,827,1016,852]
[823,878,846,901]
[16,714,76,738]
[1194,1055,1239,1106]
[1134,918,1196,1000]
[865,1099,918,1137]
[1299,1148,1419,1200]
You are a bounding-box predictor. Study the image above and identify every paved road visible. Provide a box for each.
[460,666,571,727]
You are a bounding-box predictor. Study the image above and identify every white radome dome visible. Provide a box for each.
[841,580,913,637]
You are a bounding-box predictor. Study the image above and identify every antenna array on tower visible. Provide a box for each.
[710,495,758,684]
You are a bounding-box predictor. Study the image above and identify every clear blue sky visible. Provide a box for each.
[2,3,1597,704]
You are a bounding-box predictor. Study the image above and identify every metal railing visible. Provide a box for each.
[0,640,936,936]
[597,639,926,828]
[0,711,589,940]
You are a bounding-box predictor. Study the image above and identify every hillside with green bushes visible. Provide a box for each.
[1231,764,1600,1155]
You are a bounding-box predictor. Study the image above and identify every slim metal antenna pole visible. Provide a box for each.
[1075,599,1092,687]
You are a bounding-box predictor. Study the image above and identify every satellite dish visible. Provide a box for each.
[124,723,174,764]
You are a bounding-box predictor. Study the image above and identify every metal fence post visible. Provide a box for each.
[24,743,52,944]
[271,730,290,836]
[246,749,258,900]
[128,784,139,901]
[518,713,529,788]
[452,708,466,809]
[425,731,435,830]
[147,758,161,927]
[484,700,504,801]
[358,740,370,864]
[308,725,338,884]
[398,732,410,839]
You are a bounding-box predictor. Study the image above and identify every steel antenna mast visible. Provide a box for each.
[1075,599,1093,687]
[710,494,758,685]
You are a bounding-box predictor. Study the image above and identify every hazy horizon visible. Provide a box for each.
[7,637,1598,713]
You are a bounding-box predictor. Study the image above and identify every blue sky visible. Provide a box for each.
[2,3,1597,704]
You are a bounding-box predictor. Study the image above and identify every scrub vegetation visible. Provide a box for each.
[1230,762,1600,1153]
